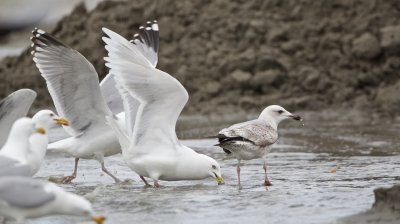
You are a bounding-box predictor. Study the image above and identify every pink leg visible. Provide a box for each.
[140,175,151,187]
[237,160,242,189]
[263,161,272,186]
[153,180,161,188]
[62,158,79,184]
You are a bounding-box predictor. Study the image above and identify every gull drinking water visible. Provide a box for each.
[103,21,224,187]
[213,105,302,188]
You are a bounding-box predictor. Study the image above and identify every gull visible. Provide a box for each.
[0,89,36,148]
[0,176,105,223]
[0,111,68,177]
[30,28,132,183]
[0,117,46,177]
[102,21,224,187]
[213,105,302,188]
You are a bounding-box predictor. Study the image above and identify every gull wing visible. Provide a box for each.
[0,89,36,148]
[103,27,188,148]
[99,74,124,115]
[0,177,55,208]
[31,28,112,136]
[99,21,159,115]
[0,156,31,177]
[219,119,278,146]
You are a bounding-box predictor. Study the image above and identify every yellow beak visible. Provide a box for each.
[36,127,46,135]
[216,175,225,185]
[92,215,106,224]
[54,117,69,126]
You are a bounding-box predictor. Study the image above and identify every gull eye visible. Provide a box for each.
[212,165,217,169]
[50,113,54,117]
[277,110,283,114]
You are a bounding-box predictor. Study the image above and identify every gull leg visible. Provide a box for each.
[153,180,161,188]
[263,160,272,186]
[140,175,152,187]
[237,160,242,189]
[62,158,79,183]
[101,162,121,183]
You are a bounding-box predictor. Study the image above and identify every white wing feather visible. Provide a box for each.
[31,29,112,136]
[0,89,36,148]
[103,28,188,147]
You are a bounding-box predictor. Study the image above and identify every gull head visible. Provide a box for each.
[32,110,69,129]
[259,105,302,128]
[198,154,224,185]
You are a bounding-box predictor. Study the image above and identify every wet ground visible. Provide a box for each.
[31,118,400,224]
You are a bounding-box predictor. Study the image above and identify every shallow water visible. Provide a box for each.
[32,119,400,224]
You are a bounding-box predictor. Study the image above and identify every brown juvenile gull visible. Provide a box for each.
[213,105,302,188]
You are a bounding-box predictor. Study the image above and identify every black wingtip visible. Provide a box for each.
[130,20,159,53]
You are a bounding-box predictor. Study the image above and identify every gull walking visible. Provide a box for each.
[213,105,302,188]
[31,28,133,183]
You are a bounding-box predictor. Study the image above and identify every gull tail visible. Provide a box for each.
[106,116,131,152]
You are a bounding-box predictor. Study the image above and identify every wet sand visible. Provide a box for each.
[31,119,400,224]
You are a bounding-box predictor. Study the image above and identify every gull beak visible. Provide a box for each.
[289,114,302,121]
[54,117,69,126]
[214,174,225,185]
[36,127,46,135]
[92,215,106,224]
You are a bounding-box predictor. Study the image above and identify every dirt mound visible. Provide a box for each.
[340,185,400,224]
[1,0,400,116]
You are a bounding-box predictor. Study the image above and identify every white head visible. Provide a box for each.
[32,110,69,130]
[62,192,105,224]
[194,154,224,185]
[259,105,302,129]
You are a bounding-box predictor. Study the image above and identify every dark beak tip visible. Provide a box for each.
[292,115,302,121]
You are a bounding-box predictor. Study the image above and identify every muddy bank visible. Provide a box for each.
[1,0,400,117]
[340,185,400,224]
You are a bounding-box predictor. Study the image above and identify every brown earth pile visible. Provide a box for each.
[1,0,400,116]
[340,185,400,224]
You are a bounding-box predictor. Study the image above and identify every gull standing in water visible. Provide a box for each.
[213,105,302,188]
[0,176,105,223]
[31,28,132,183]
[0,89,36,148]
[103,21,224,187]
[0,111,68,177]
[0,118,45,177]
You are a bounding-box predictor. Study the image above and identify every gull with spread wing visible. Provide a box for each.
[31,28,129,183]
[213,105,302,189]
[103,21,224,187]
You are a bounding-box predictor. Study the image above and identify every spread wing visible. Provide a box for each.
[218,119,278,146]
[99,21,159,116]
[31,28,112,136]
[0,89,36,148]
[103,26,188,149]
[99,74,124,115]
[0,177,55,208]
